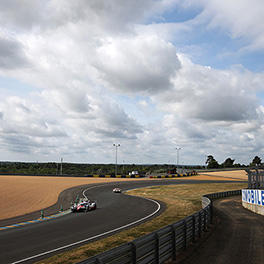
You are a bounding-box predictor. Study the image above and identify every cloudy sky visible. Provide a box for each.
[0,0,264,165]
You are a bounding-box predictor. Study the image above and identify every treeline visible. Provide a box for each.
[0,162,202,176]
[205,155,261,169]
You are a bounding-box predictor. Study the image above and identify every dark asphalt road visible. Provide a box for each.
[0,179,240,264]
[180,196,264,264]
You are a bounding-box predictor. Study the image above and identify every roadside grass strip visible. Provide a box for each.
[0,210,71,231]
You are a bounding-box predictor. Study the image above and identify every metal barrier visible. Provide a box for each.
[78,190,242,264]
[245,167,264,189]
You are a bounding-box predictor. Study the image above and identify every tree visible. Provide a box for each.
[222,158,235,168]
[251,156,262,166]
[206,155,214,165]
[206,155,219,169]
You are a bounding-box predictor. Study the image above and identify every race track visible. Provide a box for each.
[0,179,235,264]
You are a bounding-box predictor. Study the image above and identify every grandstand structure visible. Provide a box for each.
[246,167,264,189]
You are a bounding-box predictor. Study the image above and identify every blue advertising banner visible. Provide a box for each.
[242,189,264,206]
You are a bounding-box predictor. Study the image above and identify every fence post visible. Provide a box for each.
[203,209,207,231]
[171,225,176,260]
[130,242,137,264]
[96,258,103,264]
[192,215,196,243]
[155,233,160,264]
[198,211,201,238]
[183,220,187,250]
[210,202,213,224]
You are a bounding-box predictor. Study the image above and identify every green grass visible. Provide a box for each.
[36,182,247,264]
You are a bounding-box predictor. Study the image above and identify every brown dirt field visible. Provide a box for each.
[198,170,247,180]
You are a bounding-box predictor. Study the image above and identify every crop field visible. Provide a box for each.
[0,170,246,220]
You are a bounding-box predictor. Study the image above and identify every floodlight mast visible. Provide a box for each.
[60,157,63,175]
[175,147,181,170]
[113,144,120,176]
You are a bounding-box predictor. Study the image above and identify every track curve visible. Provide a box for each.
[0,179,236,264]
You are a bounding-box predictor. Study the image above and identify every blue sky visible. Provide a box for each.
[0,77,38,97]
[0,0,264,165]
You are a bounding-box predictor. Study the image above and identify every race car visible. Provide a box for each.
[71,199,97,212]
[113,188,122,193]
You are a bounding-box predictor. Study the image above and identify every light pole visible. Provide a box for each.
[60,157,63,175]
[123,160,125,175]
[176,147,181,171]
[113,144,120,176]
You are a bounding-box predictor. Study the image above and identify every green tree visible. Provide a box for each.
[206,155,219,169]
[222,158,235,168]
[251,156,262,166]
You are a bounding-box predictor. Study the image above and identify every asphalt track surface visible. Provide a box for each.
[0,179,239,264]
[179,196,264,264]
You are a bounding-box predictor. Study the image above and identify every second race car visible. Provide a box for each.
[113,188,122,193]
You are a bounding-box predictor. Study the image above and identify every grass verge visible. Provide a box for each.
[36,182,247,264]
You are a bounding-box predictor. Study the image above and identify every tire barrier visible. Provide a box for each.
[85,174,145,178]
[149,171,198,178]
[77,189,241,264]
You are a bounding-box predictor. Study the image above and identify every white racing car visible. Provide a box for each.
[113,188,122,193]
[71,199,97,212]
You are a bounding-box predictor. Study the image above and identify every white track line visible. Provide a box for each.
[11,185,161,264]
[82,185,102,200]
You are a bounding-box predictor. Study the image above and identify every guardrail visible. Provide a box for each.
[78,190,241,264]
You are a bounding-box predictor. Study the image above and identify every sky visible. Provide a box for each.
[0,0,264,165]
